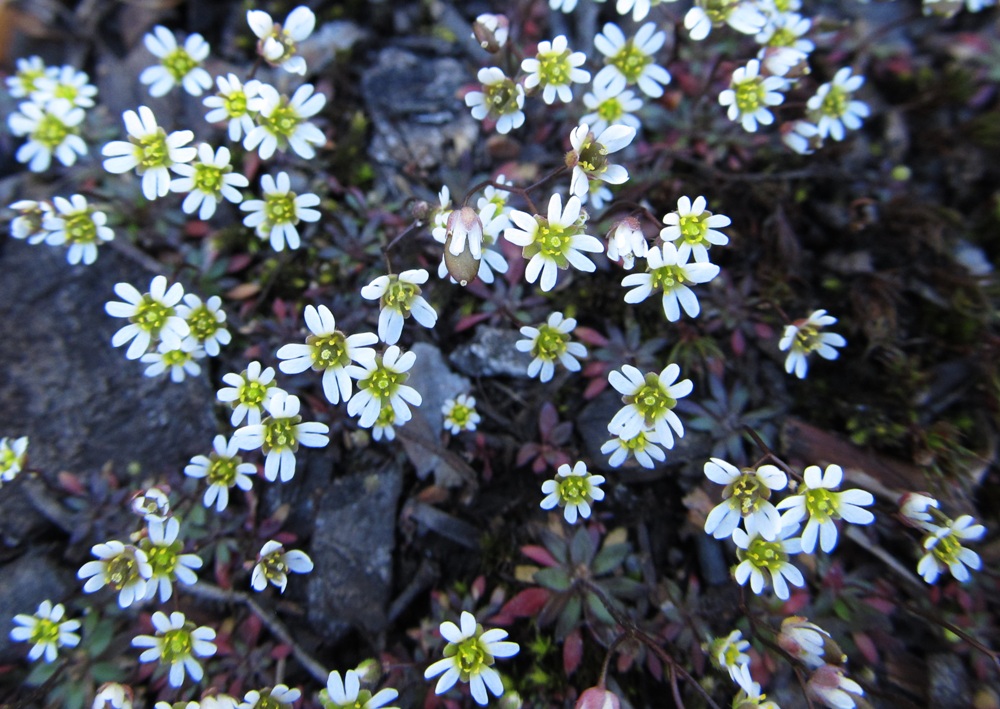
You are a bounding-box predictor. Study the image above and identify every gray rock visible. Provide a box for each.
[449,326,531,378]
[0,549,77,661]
[408,343,470,434]
[928,652,971,709]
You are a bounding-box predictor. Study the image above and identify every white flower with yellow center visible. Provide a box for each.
[8,98,87,172]
[601,428,665,468]
[346,345,423,430]
[567,122,636,200]
[131,488,170,522]
[424,611,519,706]
[504,193,604,292]
[277,304,378,404]
[140,517,203,602]
[685,0,767,41]
[807,68,870,142]
[78,541,152,608]
[41,194,114,265]
[240,685,301,709]
[204,74,262,141]
[102,106,196,201]
[917,514,985,584]
[606,216,647,270]
[807,665,864,709]
[718,59,786,132]
[170,143,249,220]
[105,275,190,360]
[515,311,588,383]
[132,611,216,688]
[613,0,672,22]
[776,464,875,553]
[361,270,438,344]
[756,12,814,58]
[244,83,326,160]
[247,6,316,75]
[31,65,97,108]
[521,35,591,105]
[177,293,230,357]
[540,461,606,524]
[251,540,314,593]
[709,629,753,690]
[185,435,256,512]
[704,458,787,541]
[660,195,731,263]
[443,394,481,434]
[582,74,644,136]
[6,56,52,98]
[217,361,284,426]
[93,682,134,709]
[140,337,205,382]
[10,600,80,663]
[0,436,29,485]
[608,363,692,447]
[234,391,330,482]
[8,199,52,244]
[465,67,525,135]
[733,524,804,600]
[622,243,720,321]
[777,616,832,668]
[139,26,212,97]
[778,309,846,379]
[594,22,671,98]
[240,171,321,252]
[320,669,399,709]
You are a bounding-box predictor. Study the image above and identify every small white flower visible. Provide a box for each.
[568,122,636,199]
[504,193,604,292]
[78,541,152,608]
[360,270,437,344]
[608,363,692,446]
[515,311,588,383]
[139,25,212,97]
[465,67,525,135]
[102,106,196,201]
[141,517,203,602]
[10,600,81,663]
[709,630,753,691]
[685,0,767,41]
[346,345,423,429]
[807,67,870,142]
[130,487,171,522]
[581,73,644,136]
[622,243,720,321]
[898,492,940,529]
[233,391,330,482]
[756,12,814,57]
[276,304,378,405]
[521,35,591,105]
[782,119,822,155]
[41,194,114,265]
[92,682,134,709]
[917,515,986,584]
[778,616,831,669]
[132,611,216,688]
[31,64,98,108]
[239,685,301,709]
[244,83,326,160]
[613,0,671,22]
[0,436,29,485]
[8,199,53,243]
[105,275,190,360]
[217,361,283,426]
[776,464,875,553]
[660,195,731,263]
[240,171,321,251]
[442,394,481,434]
[593,22,671,98]
[472,14,510,53]
[733,523,804,600]
[540,461,606,524]
[601,428,665,469]
[8,98,87,172]
[170,143,249,220]
[203,74,262,141]
[703,459,787,541]
[424,611,519,706]
[185,435,256,512]
[251,540,314,593]
[6,56,52,98]
[778,309,847,379]
[550,0,579,11]
[321,669,399,709]
[247,6,316,75]
[718,59,786,132]
[140,337,205,382]
[176,293,231,357]
[607,216,648,270]
[807,665,864,709]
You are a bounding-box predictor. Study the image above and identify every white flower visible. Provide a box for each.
[176,293,231,357]
[476,176,514,233]
[898,492,940,529]
[140,337,205,382]
[807,67,870,142]
[247,6,316,75]
[105,275,190,360]
[778,616,831,669]
[132,611,216,688]
[251,540,314,592]
[435,202,510,285]
[78,541,152,608]
[10,600,81,663]
[321,669,399,709]
[170,143,249,220]
[807,665,864,709]
[582,74,644,136]
[778,309,847,379]
[515,311,587,383]
[709,630,753,690]
[185,435,256,512]
[472,14,510,53]
[540,461,606,524]
[782,119,822,155]
[521,35,591,105]
[776,464,875,553]
[608,363,692,446]
[718,59,786,132]
[200,695,240,709]
[733,523,804,600]
[660,195,731,263]
[465,67,525,135]
[217,361,283,426]
[443,394,481,434]
[139,26,212,97]
[601,428,665,469]
[8,98,87,172]
[41,194,114,265]
[504,193,604,292]
[277,304,378,404]
[424,611,519,706]
[685,0,767,41]
[239,685,301,709]
[0,436,29,485]
[31,64,98,108]
[102,106,196,201]
[606,216,647,269]
[244,83,326,160]
[613,0,671,22]
[917,515,986,584]
[6,56,52,98]
[756,12,814,57]
[622,243,720,321]
[550,0,579,11]
[360,270,437,344]
[92,683,134,709]
[141,517,203,602]
[568,122,636,199]
[586,180,614,210]
[703,459,787,541]
[233,391,329,482]
[594,22,671,98]
[8,199,53,243]
[346,345,423,429]
[204,74,262,141]
[240,171,321,251]
[131,488,170,522]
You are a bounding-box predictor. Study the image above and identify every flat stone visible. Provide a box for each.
[449,326,531,378]
[0,549,77,661]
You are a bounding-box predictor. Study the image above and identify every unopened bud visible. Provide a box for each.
[575,687,621,709]
[444,207,483,286]
[473,14,510,53]
[411,200,430,224]
[352,658,381,683]
[130,487,171,522]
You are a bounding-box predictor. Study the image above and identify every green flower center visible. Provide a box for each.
[627,373,677,427]
[609,41,651,84]
[207,454,239,487]
[767,27,799,48]
[449,636,494,681]
[106,552,140,589]
[375,403,396,428]
[820,86,848,119]
[163,49,198,82]
[321,688,374,709]
[529,219,573,266]
[260,553,289,582]
[531,324,569,361]
[597,97,624,122]
[145,542,180,576]
[263,416,301,453]
[308,332,350,370]
[254,693,289,709]
[700,0,739,23]
[575,134,609,175]
[186,305,221,341]
[33,113,71,148]
[650,264,688,292]
[804,487,837,523]
[558,474,590,505]
[136,130,171,170]
[742,536,786,573]
[0,447,21,473]
[621,431,651,452]
[265,193,297,226]
[161,348,192,368]
[447,403,474,428]
[930,532,964,568]
[484,78,519,117]
[159,628,193,664]
[382,280,419,314]
[239,379,272,407]
[132,296,174,335]
[29,618,61,647]
[793,324,821,354]
[16,68,46,94]
[54,84,79,102]
[64,212,97,245]
[361,364,405,404]
[260,100,301,139]
[224,91,249,117]
[734,79,765,115]
[193,163,225,195]
[538,49,573,86]
[678,213,710,244]
[727,473,767,515]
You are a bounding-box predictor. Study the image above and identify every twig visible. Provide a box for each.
[902,602,1000,671]
[843,526,924,592]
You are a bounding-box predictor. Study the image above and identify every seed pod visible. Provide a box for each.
[443,207,483,286]
[472,14,510,53]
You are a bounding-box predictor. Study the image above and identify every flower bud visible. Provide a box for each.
[473,14,510,53]
[898,491,939,528]
[444,207,483,286]
[607,216,646,270]
[575,687,621,709]
[130,487,171,522]
[778,616,842,669]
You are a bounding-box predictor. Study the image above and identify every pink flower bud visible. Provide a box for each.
[575,687,621,709]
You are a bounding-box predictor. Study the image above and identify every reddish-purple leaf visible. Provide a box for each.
[522,545,558,567]
[563,628,584,676]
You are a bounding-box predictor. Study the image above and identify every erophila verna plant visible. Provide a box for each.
[3,0,999,708]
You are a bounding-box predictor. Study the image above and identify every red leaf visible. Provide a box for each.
[853,631,879,666]
[272,298,288,323]
[731,328,746,357]
[226,253,253,274]
[574,327,609,347]
[496,588,551,622]
[57,471,86,496]
[538,402,558,437]
[583,377,608,400]
[521,545,558,566]
[454,312,492,333]
[861,596,895,615]
[515,444,539,467]
[563,628,584,676]
[271,643,293,660]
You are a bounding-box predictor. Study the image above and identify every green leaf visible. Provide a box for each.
[592,543,630,576]
[25,660,58,686]
[86,618,114,657]
[534,567,572,592]
[602,576,645,599]
[585,590,617,627]
[555,595,582,641]
[90,661,121,683]
[569,526,597,567]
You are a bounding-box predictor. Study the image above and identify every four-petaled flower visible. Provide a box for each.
[424,611,519,706]
[105,275,190,360]
[247,6,316,75]
[567,122,636,199]
[608,363,693,447]
[140,518,203,602]
[778,309,847,379]
[320,669,399,709]
[241,171,321,251]
[593,22,671,98]
[31,65,97,108]
[203,74,261,141]
[0,436,28,485]
[622,243,720,321]
[10,600,81,663]
[177,293,231,356]
[185,434,256,512]
[703,459,788,541]
[170,143,249,220]
[140,336,205,382]
[239,685,301,709]
[465,67,526,135]
[718,59,786,132]
[41,193,114,265]
[346,345,423,430]
[917,514,986,584]
[807,67,870,142]
[139,25,212,97]
[443,394,481,434]
[251,540,314,593]
[601,428,666,469]
[78,541,152,608]
[733,523,804,600]
[776,464,875,553]
[360,270,438,345]
[660,195,731,263]
[8,98,87,172]
[778,616,833,669]
[521,35,591,105]
[515,311,588,383]
[245,83,326,160]
[685,0,767,41]
[217,361,284,426]
[102,106,196,201]
[132,611,216,688]
[233,391,330,482]
[540,460,606,524]
[709,629,754,691]
[581,74,644,136]
[606,215,648,269]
